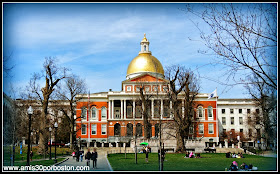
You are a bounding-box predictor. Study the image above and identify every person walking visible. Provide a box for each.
[145,146,149,162]
[85,148,91,167]
[80,152,84,162]
[76,149,80,162]
[30,151,33,162]
[72,151,75,159]
[91,148,98,169]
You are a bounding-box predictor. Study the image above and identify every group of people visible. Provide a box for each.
[226,152,244,158]
[228,161,256,171]
[72,150,84,162]
[72,148,98,169]
[184,151,201,158]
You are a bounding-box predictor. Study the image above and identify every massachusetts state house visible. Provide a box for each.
[75,34,220,148]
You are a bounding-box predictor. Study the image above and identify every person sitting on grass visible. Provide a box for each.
[195,153,201,158]
[184,152,190,158]
[226,152,231,158]
[229,161,238,171]
[240,153,244,158]
[240,162,249,170]
[189,151,195,158]
[232,153,236,158]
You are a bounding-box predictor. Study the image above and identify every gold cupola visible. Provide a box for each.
[126,34,165,79]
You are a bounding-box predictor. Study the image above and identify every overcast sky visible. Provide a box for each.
[3,2,256,99]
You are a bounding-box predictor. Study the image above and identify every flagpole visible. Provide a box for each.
[215,87,219,145]
[88,91,90,148]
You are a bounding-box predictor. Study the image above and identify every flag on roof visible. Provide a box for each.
[208,89,217,99]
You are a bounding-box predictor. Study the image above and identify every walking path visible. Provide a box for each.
[55,150,112,171]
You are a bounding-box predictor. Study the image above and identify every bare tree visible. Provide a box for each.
[54,74,87,150]
[245,75,277,149]
[165,65,200,152]
[24,57,68,154]
[184,3,277,90]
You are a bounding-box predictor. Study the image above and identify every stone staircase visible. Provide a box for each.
[215,147,251,154]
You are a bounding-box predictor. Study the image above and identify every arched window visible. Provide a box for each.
[101,107,107,119]
[136,123,142,137]
[81,107,87,119]
[126,123,133,137]
[114,123,121,136]
[147,123,152,138]
[197,106,204,118]
[144,45,147,51]
[155,123,160,138]
[91,107,97,120]
[208,106,213,120]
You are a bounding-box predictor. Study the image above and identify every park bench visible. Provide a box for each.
[185,148,195,152]
[164,148,175,152]
[204,148,216,153]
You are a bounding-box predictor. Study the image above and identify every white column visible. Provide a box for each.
[112,100,114,120]
[161,99,163,119]
[121,100,123,119]
[109,100,111,120]
[151,99,154,119]
[124,100,126,119]
[133,100,136,119]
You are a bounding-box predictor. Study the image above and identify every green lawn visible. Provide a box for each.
[3,145,71,166]
[108,153,277,171]
[14,158,66,167]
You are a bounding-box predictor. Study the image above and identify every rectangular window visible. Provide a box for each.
[136,86,140,92]
[136,106,142,118]
[101,108,106,118]
[231,117,234,125]
[81,124,86,135]
[189,125,194,134]
[247,109,251,114]
[101,124,107,135]
[91,124,97,135]
[164,106,169,117]
[239,117,243,125]
[81,108,87,119]
[248,129,252,137]
[256,109,260,114]
[240,129,243,133]
[153,86,159,92]
[256,116,260,124]
[127,106,132,118]
[126,86,131,91]
[145,86,150,92]
[230,109,234,114]
[198,124,204,134]
[91,108,96,119]
[239,109,242,114]
[222,109,225,114]
[222,117,226,125]
[208,123,214,134]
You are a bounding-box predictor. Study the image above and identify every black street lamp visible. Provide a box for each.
[79,136,81,150]
[49,127,52,160]
[54,122,58,163]
[26,106,33,166]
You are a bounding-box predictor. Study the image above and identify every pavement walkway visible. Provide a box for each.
[55,150,113,171]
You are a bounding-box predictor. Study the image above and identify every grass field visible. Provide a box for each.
[14,158,66,167]
[3,145,72,166]
[108,153,277,171]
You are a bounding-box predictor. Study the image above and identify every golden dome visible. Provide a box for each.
[126,53,164,77]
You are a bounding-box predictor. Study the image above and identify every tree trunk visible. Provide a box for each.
[176,130,186,152]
